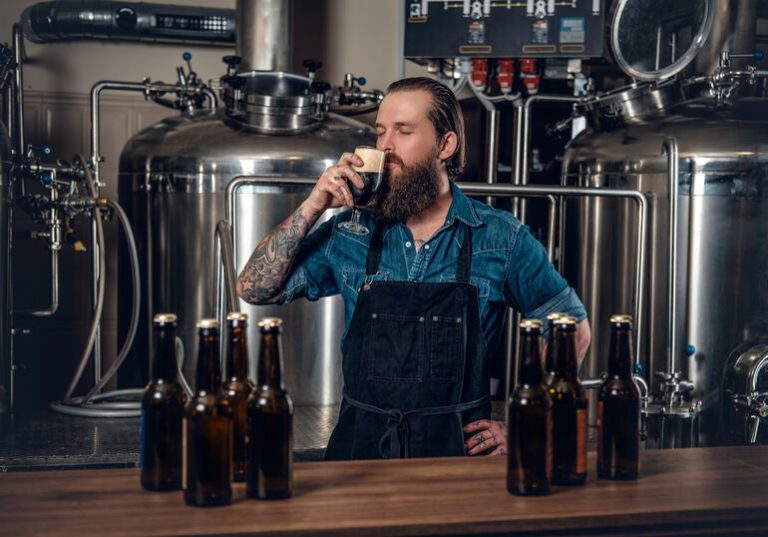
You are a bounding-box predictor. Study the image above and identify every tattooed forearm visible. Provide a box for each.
[236,206,317,304]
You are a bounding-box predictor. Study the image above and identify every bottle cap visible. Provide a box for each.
[546,312,565,323]
[226,312,248,323]
[196,318,220,330]
[519,318,542,330]
[258,317,283,330]
[153,313,177,325]
[610,314,633,325]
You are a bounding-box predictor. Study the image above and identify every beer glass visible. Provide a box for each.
[337,146,385,235]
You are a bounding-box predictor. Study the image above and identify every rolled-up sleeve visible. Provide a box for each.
[281,219,339,304]
[503,226,587,325]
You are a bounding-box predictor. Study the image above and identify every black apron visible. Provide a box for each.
[325,223,491,460]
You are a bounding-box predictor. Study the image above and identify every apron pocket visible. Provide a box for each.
[367,313,425,382]
[430,315,464,382]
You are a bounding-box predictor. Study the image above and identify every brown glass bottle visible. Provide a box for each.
[140,313,187,491]
[247,317,293,500]
[183,319,233,507]
[507,319,553,496]
[543,312,564,388]
[549,316,587,485]
[598,314,641,480]
[222,312,254,483]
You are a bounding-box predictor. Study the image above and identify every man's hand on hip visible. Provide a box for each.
[464,419,507,456]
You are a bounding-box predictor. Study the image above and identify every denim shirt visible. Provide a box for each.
[283,182,587,355]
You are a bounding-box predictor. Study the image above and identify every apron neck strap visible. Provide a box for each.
[366,222,473,282]
[456,226,472,284]
[366,223,385,276]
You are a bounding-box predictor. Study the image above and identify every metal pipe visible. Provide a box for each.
[236,0,292,72]
[484,107,499,206]
[28,248,59,317]
[15,185,61,317]
[91,81,150,179]
[684,166,706,387]
[511,103,523,218]
[519,95,581,185]
[12,24,25,159]
[662,137,679,376]
[225,178,648,369]
[467,80,500,206]
[213,219,240,321]
[202,87,218,109]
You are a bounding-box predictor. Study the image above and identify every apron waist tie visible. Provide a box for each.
[343,394,490,459]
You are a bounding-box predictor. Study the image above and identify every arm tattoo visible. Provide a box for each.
[237,208,315,304]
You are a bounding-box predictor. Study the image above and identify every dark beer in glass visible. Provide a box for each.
[337,146,385,235]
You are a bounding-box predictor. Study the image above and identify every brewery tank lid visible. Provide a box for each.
[611,0,714,82]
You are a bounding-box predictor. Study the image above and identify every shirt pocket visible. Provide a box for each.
[342,268,391,295]
[367,313,425,382]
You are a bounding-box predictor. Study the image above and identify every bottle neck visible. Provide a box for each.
[608,326,633,378]
[152,326,178,381]
[196,330,221,393]
[544,324,558,374]
[258,331,284,389]
[555,327,578,380]
[225,325,249,381]
[517,330,543,386]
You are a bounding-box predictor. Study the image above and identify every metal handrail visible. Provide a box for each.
[221,178,648,373]
[212,219,240,321]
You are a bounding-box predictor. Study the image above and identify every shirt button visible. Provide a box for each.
[424,244,430,250]
[405,241,412,248]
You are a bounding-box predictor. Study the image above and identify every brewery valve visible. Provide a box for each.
[139,52,218,113]
[331,71,384,114]
[708,49,768,104]
[654,370,696,408]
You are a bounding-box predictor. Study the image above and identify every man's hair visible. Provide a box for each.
[386,77,466,180]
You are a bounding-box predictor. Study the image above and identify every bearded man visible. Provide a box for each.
[236,77,591,460]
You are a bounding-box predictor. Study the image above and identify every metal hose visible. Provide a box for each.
[79,198,140,403]
[60,155,106,401]
[50,155,143,417]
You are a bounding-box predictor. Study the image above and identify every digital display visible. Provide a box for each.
[156,15,229,33]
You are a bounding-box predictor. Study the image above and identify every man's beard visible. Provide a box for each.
[371,151,441,223]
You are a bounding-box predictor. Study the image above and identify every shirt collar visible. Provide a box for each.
[445,181,483,228]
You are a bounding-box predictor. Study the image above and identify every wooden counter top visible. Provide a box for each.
[2,446,768,536]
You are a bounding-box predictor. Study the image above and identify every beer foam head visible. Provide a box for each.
[353,146,385,173]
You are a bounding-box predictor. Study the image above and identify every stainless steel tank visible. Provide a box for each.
[119,88,374,405]
[0,121,11,417]
[119,0,375,406]
[561,0,768,445]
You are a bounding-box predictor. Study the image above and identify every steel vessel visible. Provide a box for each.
[561,0,768,445]
[119,103,373,404]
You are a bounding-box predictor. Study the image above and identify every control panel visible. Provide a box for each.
[404,0,605,58]
[22,1,235,45]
